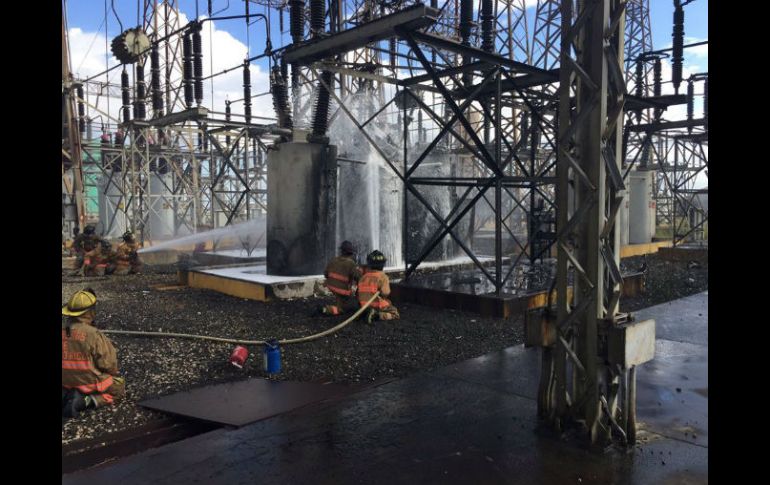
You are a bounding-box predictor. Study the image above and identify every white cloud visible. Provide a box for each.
[67,11,275,134]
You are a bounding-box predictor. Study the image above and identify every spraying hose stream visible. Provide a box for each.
[102,292,381,346]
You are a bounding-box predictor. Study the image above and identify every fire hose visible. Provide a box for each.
[101,291,381,346]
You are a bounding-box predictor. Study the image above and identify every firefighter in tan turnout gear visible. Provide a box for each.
[320,240,362,316]
[358,250,400,323]
[114,231,141,275]
[62,289,126,418]
[81,241,116,276]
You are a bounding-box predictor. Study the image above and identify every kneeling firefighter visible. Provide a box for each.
[358,250,400,323]
[114,231,141,275]
[320,240,362,315]
[62,289,126,418]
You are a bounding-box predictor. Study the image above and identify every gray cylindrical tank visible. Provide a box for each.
[629,170,655,244]
[148,171,175,240]
[98,171,127,238]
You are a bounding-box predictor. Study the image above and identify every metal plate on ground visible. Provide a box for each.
[139,378,367,427]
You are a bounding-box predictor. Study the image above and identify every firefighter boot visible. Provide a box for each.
[366,308,378,325]
[62,390,87,419]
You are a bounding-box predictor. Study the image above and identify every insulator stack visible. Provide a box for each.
[520,114,530,147]
[390,37,397,70]
[640,140,651,167]
[310,0,325,37]
[151,45,163,115]
[311,70,333,139]
[271,65,293,130]
[686,79,694,133]
[183,32,194,108]
[225,101,232,146]
[481,0,494,53]
[289,0,305,44]
[634,59,644,122]
[530,113,539,152]
[460,0,474,88]
[430,0,438,64]
[243,63,252,125]
[134,63,147,120]
[635,59,644,97]
[653,58,661,97]
[417,109,423,143]
[459,0,473,46]
[77,86,86,133]
[279,7,284,34]
[193,25,204,106]
[672,2,684,93]
[121,68,131,124]
[114,131,125,169]
[289,0,304,94]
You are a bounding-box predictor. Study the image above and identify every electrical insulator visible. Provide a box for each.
[634,59,644,122]
[311,70,333,139]
[653,58,662,97]
[121,68,131,124]
[672,2,685,93]
[289,0,305,44]
[460,0,473,46]
[481,0,494,53]
[183,32,194,108]
[151,45,163,115]
[243,63,252,125]
[193,25,204,106]
[310,0,325,37]
[225,101,232,146]
[77,86,86,133]
[271,65,293,130]
[390,37,397,70]
[686,79,694,134]
[417,109,424,143]
[135,63,146,120]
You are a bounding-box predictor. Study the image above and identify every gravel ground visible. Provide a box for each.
[619,253,708,312]
[62,266,524,444]
[62,251,707,444]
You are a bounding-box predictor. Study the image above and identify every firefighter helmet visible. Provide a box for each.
[122,230,134,242]
[84,224,96,235]
[62,289,97,317]
[366,250,386,270]
[340,240,355,255]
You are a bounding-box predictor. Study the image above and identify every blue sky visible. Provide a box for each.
[66,0,708,74]
[65,0,707,127]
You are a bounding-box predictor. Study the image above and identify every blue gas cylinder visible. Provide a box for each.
[263,340,281,375]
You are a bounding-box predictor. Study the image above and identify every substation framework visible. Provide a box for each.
[62,0,708,446]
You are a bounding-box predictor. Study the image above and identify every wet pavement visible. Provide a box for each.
[63,292,707,484]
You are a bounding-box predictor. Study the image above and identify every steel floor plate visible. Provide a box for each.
[139,378,369,427]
